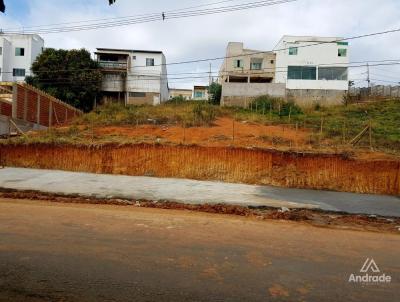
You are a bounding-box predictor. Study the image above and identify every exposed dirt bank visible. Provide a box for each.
[1,143,399,195]
[1,189,399,233]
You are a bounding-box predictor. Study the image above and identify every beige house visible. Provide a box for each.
[219,42,285,107]
[219,42,276,84]
[169,88,193,100]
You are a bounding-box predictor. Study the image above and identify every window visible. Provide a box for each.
[250,58,262,70]
[287,66,316,80]
[146,58,155,66]
[318,67,348,81]
[0,47,2,55]
[194,91,205,98]
[15,47,25,56]
[338,48,347,57]
[13,68,26,77]
[337,42,349,46]
[234,59,243,68]
[132,56,136,60]
[129,92,146,98]
[270,60,274,64]
[289,47,298,55]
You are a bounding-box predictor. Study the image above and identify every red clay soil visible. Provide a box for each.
[1,143,399,195]
[1,189,399,234]
[94,117,310,148]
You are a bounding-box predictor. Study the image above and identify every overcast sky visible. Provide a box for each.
[1,0,399,88]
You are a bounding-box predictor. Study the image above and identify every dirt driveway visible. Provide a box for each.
[0,199,399,301]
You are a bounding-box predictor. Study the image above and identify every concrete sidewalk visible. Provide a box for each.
[0,168,399,216]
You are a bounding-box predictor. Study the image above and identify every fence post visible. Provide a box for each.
[36,95,41,125]
[48,101,53,127]
[369,120,373,150]
[23,89,28,121]
[232,119,235,144]
[12,83,18,119]
[183,123,186,144]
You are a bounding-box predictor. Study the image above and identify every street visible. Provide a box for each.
[0,199,399,301]
[0,168,399,216]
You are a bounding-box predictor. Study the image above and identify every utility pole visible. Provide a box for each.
[209,63,212,87]
[367,63,371,89]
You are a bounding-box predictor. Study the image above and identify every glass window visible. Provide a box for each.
[0,47,2,55]
[13,68,26,77]
[287,66,316,80]
[250,58,263,70]
[195,91,205,98]
[146,58,155,66]
[318,67,348,81]
[15,47,25,56]
[289,47,298,55]
[251,63,262,70]
[338,48,347,57]
[234,59,243,68]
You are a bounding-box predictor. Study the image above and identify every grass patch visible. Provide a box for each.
[74,101,221,127]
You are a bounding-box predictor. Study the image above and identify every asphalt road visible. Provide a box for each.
[0,199,399,302]
[0,168,399,216]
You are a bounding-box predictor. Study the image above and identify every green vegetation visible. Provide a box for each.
[4,96,399,154]
[75,101,222,127]
[208,82,222,105]
[232,97,400,152]
[26,48,102,112]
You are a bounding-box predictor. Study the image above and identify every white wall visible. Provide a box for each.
[0,34,44,82]
[126,51,169,103]
[274,36,349,91]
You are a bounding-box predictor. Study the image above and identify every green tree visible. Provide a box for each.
[208,82,222,105]
[26,48,102,112]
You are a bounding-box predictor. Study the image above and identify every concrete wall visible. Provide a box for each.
[0,115,9,135]
[221,82,286,107]
[287,89,345,106]
[127,92,160,106]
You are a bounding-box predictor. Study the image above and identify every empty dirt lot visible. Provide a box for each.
[0,199,399,302]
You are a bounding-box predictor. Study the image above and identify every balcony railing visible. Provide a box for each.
[98,61,127,70]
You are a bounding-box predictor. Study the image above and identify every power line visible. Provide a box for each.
[24,61,400,85]
[1,0,297,34]
[2,58,398,76]
[1,0,240,31]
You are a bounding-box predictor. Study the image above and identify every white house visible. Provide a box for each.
[274,35,350,105]
[95,48,169,105]
[0,34,44,82]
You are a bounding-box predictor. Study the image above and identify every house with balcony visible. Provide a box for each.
[0,34,44,82]
[219,42,285,107]
[95,48,169,106]
[274,35,349,105]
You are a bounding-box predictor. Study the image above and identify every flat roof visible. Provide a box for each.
[96,48,163,54]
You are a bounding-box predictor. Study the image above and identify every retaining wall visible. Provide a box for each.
[0,143,399,196]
